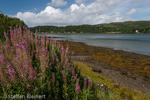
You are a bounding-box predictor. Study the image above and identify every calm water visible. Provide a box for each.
[45,33,150,56]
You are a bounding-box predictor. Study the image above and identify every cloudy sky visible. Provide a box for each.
[1,0,150,26]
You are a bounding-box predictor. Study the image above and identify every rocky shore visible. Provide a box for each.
[60,40,150,96]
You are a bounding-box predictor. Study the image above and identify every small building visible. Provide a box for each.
[136,30,139,33]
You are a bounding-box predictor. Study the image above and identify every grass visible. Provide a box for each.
[74,62,150,100]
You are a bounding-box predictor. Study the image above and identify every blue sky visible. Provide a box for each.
[1,0,150,26]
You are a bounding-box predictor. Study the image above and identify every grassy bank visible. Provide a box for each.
[74,62,150,100]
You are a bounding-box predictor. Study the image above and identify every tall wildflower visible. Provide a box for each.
[52,72,55,85]
[0,25,97,99]
[76,78,80,94]
[72,68,75,76]
[62,70,67,83]
[0,26,39,87]
[8,67,16,83]
[88,79,92,89]
[83,78,87,89]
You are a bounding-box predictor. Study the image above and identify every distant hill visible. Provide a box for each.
[30,21,150,34]
[0,12,27,41]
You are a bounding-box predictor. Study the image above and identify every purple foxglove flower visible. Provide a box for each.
[37,73,41,76]
[72,76,75,78]
[11,49,14,52]
[26,85,30,88]
[6,38,9,42]
[4,45,8,49]
[42,48,46,52]
[36,50,38,53]
[63,66,65,69]
[13,62,17,65]
[0,57,3,63]
[21,74,24,78]
[24,60,28,64]
[14,29,16,33]
[14,44,20,47]
[61,46,64,51]
[62,70,67,83]
[8,69,12,74]
[25,27,27,30]
[75,74,78,79]
[49,63,51,67]
[23,65,27,68]
[23,36,27,39]
[4,32,7,36]
[72,52,74,55]
[34,87,38,91]
[16,57,18,60]
[88,79,92,89]
[67,63,70,66]
[35,41,38,44]
[62,70,65,74]
[5,62,9,65]
[11,68,15,73]
[19,27,21,30]
[66,59,68,62]
[28,76,32,79]
[35,54,38,57]
[8,68,15,74]
[21,83,24,86]
[21,45,26,50]
[21,41,26,44]
[76,84,80,94]
[83,78,87,89]
[56,58,59,62]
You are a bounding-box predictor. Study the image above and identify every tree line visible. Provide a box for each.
[0,12,27,41]
[30,21,150,34]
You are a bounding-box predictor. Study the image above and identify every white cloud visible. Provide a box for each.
[127,8,136,15]
[47,0,67,7]
[15,0,143,26]
[75,0,87,4]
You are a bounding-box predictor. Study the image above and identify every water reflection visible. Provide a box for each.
[42,33,150,55]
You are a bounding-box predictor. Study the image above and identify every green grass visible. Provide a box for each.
[74,62,150,100]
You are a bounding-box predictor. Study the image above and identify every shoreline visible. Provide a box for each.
[59,40,150,96]
[60,40,150,58]
[40,32,150,34]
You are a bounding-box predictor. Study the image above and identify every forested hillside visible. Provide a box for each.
[0,12,27,41]
[30,21,150,34]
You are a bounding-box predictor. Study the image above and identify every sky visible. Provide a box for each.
[1,0,150,27]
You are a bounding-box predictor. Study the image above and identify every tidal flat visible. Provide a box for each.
[60,40,150,96]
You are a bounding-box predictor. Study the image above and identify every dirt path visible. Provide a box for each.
[72,55,150,96]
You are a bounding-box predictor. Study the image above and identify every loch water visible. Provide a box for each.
[45,33,150,56]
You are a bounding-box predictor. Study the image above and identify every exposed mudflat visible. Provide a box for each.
[73,55,150,96]
[60,40,150,96]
